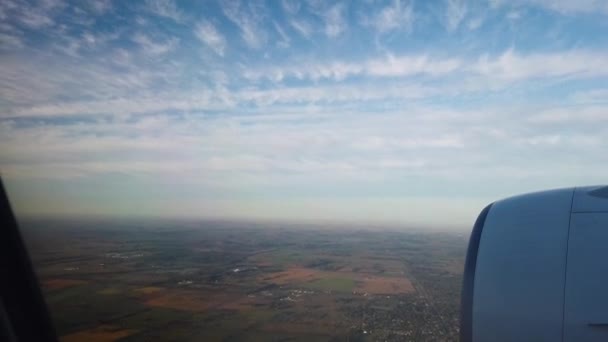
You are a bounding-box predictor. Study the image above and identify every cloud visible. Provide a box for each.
[571,89,608,104]
[473,49,608,80]
[132,33,178,56]
[3,103,606,189]
[6,93,231,118]
[0,52,183,108]
[145,0,184,22]
[237,82,437,106]
[80,30,121,49]
[467,16,484,30]
[273,21,290,48]
[367,54,462,77]
[243,54,462,81]
[281,0,301,15]
[512,0,608,15]
[17,9,55,29]
[4,79,439,119]
[289,18,313,38]
[365,0,414,33]
[89,0,112,14]
[194,20,227,56]
[323,3,347,38]
[529,105,608,123]
[0,106,461,182]
[3,40,607,121]
[221,0,267,49]
[506,10,522,20]
[444,0,467,32]
[0,32,23,50]
[0,1,57,29]
[239,49,608,85]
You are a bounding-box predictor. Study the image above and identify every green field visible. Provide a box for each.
[304,277,356,292]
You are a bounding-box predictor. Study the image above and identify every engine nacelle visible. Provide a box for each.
[461,186,608,342]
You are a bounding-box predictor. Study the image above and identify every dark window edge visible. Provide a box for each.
[0,178,58,341]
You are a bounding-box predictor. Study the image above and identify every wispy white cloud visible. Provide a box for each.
[473,49,608,80]
[0,1,16,21]
[529,105,608,123]
[38,0,66,11]
[3,103,606,186]
[194,20,227,56]
[145,0,184,22]
[273,21,290,48]
[289,18,313,38]
[88,0,113,14]
[367,54,462,77]
[6,93,232,118]
[0,53,179,107]
[3,43,607,120]
[239,48,608,87]
[221,0,267,49]
[571,89,608,104]
[444,0,467,32]
[323,3,347,38]
[81,30,121,49]
[281,0,301,15]
[132,32,178,56]
[467,16,484,30]
[506,10,522,20]
[243,54,461,81]
[365,0,414,33]
[0,32,23,50]
[237,82,437,105]
[4,79,438,119]
[511,0,608,15]
[17,9,55,29]
[242,61,347,82]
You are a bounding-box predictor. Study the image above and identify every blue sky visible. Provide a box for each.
[1,0,607,229]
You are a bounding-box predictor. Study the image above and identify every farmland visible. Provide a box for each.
[21,218,468,341]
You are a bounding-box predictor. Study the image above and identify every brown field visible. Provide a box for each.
[61,325,136,342]
[355,276,415,294]
[262,267,414,295]
[43,279,88,290]
[143,290,211,312]
[135,286,164,295]
[247,254,271,266]
[261,267,321,284]
[142,290,263,313]
[220,296,262,312]
[339,258,406,275]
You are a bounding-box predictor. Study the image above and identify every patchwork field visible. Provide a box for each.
[22,218,468,341]
[262,266,414,295]
[261,267,320,284]
[140,289,266,313]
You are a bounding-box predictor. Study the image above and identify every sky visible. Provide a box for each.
[1,0,607,229]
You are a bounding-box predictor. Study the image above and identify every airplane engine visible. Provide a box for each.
[461,186,608,342]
